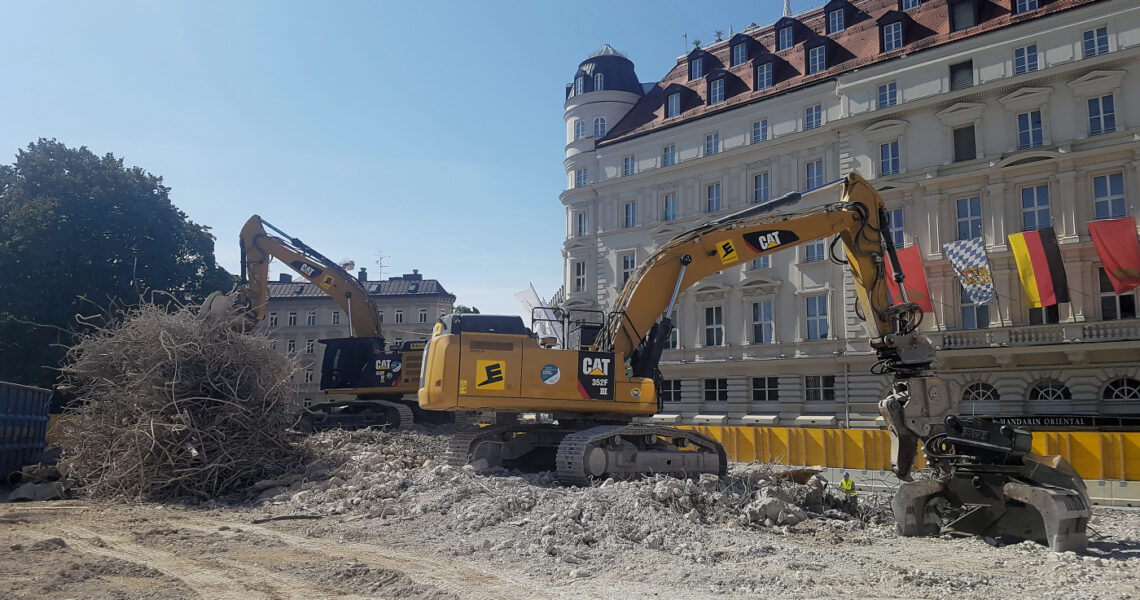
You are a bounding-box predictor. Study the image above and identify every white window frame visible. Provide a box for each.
[666,93,681,118]
[287,339,296,353]
[703,305,724,347]
[887,207,905,248]
[778,27,793,51]
[661,379,683,403]
[268,312,278,327]
[805,294,829,341]
[752,377,779,402]
[756,63,773,90]
[623,202,636,228]
[754,172,770,204]
[574,77,584,95]
[394,310,404,324]
[1014,44,1038,75]
[576,212,587,236]
[878,81,897,109]
[880,140,901,176]
[808,45,826,74]
[805,104,822,130]
[902,0,920,9]
[1017,110,1043,149]
[573,261,586,292]
[1015,0,1038,13]
[662,144,676,167]
[305,339,314,354]
[703,378,729,402]
[1020,184,1050,232]
[706,183,721,212]
[752,255,771,270]
[306,310,317,326]
[594,72,604,91]
[732,43,747,66]
[593,117,606,138]
[574,168,587,188]
[418,309,428,323]
[883,21,903,52]
[622,155,635,176]
[621,252,637,285]
[287,312,297,327]
[804,239,826,263]
[752,300,774,344]
[828,9,845,34]
[705,132,720,156]
[805,159,824,190]
[663,193,677,221]
[573,120,586,140]
[1100,267,1138,320]
[1088,94,1116,136]
[304,369,314,384]
[690,58,703,80]
[752,119,768,144]
[1093,172,1125,220]
[1083,27,1109,58]
[805,375,836,401]
[331,310,340,325]
[956,196,983,241]
[709,78,725,104]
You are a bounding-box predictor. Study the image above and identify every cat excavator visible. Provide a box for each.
[203,215,428,429]
[418,173,1090,551]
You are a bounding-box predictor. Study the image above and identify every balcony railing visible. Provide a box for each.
[933,318,1140,350]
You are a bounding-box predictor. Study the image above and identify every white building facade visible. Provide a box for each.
[561,0,1140,429]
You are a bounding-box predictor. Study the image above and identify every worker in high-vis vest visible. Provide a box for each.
[839,472,857,507]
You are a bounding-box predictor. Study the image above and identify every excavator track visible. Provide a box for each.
[555,424,727,486]
[374,400,415,430]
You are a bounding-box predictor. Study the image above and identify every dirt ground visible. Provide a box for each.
[3,428,1138,599]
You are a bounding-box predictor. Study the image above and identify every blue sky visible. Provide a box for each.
[1,0,793,316]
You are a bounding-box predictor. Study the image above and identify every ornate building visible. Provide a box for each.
[560,0,1140,430]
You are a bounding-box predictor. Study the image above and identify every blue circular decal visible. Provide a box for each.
[540,364,561,384]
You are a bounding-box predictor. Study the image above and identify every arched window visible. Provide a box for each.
[573,120,586,140]
[575,77,585,95]
[1103,377,1140,400]
[963,382,998,404]
[1028,379,1071,402]
[593,117,607,137]
[594,73,604,91]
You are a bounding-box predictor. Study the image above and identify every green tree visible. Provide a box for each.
[0,139,234,386]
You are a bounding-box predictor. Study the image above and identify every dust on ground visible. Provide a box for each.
[2,427,1137,599]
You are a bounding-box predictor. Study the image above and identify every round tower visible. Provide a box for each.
[563,45,642,185]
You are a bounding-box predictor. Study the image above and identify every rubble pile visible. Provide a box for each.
[61,303,303,500]
[277,429,859,563]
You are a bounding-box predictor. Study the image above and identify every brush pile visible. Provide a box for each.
[60,303,302,501]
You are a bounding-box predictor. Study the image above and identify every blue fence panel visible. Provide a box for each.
[0,381,51,480]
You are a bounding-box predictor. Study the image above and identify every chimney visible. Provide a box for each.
[279,274,293,283]
[402,269,423,281]
[358,267,368,282]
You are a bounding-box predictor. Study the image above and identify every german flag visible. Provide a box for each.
[1008,227,1069,308]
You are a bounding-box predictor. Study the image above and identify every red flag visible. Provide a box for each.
[885,245,933,314]
[1088,218,1140,294]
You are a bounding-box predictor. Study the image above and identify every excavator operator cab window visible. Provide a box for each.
[438,314,532,336]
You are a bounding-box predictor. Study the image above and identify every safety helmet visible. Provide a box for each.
[843,472,850,478]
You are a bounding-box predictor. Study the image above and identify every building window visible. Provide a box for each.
[287,339,296,353]
[949,60,973,91]
[379,311,384,323]
[960,284,990,329]
[880,141,901,176]
[963,382,998,405]
[805,240,826,264]
[902,0,920,10]
[1100,267,1137,320]
[623,202,636,228]
[303,398,312,407]
[805,159,824,190]
[752,119,768,144]
[623,155,636,176]
[576,212,587,236]
[956,196,982,241]
[1029,379,1071,401]
[882,21,903,52]
[703,378,729,402]
[752,301,773,344]
[1088,95,1116,136]
[886,208,904,247]
[268,312,278,327]
[287,312,297,327]
[953,125,976,162]
[1093,172,1125,220]
[574,120,586,140]
[593,117,606,137]
[705,132,720,155]
[331,311,340,325]
[1021,184,1050,231]
[709,78,725,104]
[666,93,681,118]
[1083,27,1109,58]
[732,43,748,67]
[575,77,584,95]
[666,309,679,349]
[806,295,829,340]
[754,172,770,204]
[661,380,683,403]
[663,193,677,221]
[756,63,774,90]
[778,27,794,51]
[805,104,822,129]
[306,310,317,326]
[950,0,977,32]
[752,256,771,269]
[878,81,897,109]
[573,261,586,292]
[752,377,779,402]
[594,72,604,91]
[1029,305,1060,325]
[805,375,836,401]
[621,253,636,285]
[1017,110,1044,149]
[305,339,314,354]
[704,306,724,347]
[1103,378,1140,400]
[662,144,676,167]
[707,183,722,212]
[394,310,404,324]
[807,45,826,74]
[1015,0,1038,13]
[419,309,428,323]
[690,58,704,80]
[1014,44,1038,75]
[304,369,313,384]
[574,168,587,188]
[828,9,845,34]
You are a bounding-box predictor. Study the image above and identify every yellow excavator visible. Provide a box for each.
[419,173,1090,551]
[204,215,429,429]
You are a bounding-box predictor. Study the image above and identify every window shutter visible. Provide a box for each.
[949,61,973,91]
[950,1,977,32]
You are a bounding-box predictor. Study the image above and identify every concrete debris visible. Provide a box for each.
[8,480,71,502]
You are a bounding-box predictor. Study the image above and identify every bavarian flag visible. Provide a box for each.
[1008,227,1070,308]
[1087,218,1140,294]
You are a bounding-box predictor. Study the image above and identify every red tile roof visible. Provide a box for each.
[599,0,1100,146]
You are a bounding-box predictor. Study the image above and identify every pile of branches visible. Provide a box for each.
[61,303,303,501]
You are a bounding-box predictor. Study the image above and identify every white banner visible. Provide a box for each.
[514,284,563,346]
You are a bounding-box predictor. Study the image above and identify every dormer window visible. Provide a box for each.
[1014,0,1037,13]
[574,77,585,95]
[732,43,748,67]
[883,21,904,51]
[666,92,681,118]
[756,62,774,90]
[709,78,725,104]
[807,45,827,74]
[950,0,978,32]
[901,0,920,9]
[690,58,704,80]
[828,9,845,34]
[594,73,605,91]
[778,27,794,51]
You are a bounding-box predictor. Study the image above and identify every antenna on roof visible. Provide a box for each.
[373,251,390,280]
[783,0,792,17]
